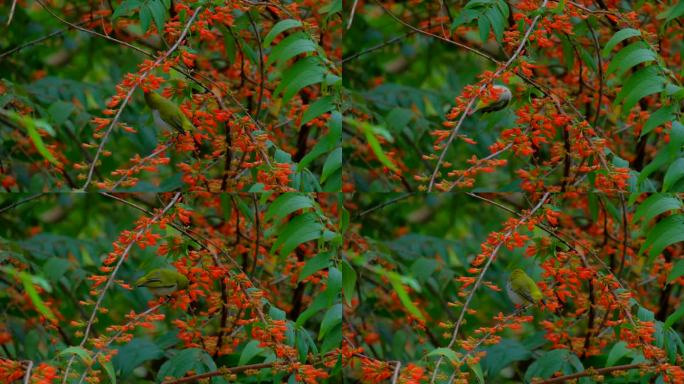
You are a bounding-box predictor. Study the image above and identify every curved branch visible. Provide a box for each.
[429,192,550,383]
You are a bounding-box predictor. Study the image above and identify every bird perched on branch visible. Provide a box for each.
[467,84,512,115]
[144,91,195,134]
[506,268,543,306]
[135,268,189,296]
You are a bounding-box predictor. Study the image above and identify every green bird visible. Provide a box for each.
[135,268,189,296]
[468,84,512,115]
[506,269,543,306]
[144,91,195,134]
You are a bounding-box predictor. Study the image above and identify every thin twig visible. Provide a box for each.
[0,18,103,60]
[246,12,265,121]
[6,0,18,26]
[22,360,33,384]
[340,32,414,64]
[61,193,182,383]
[0,193,45,214]
[355,192,415,218]
[390,361,401,384]
[161,351,338,384]
[79,6,202,190]
[347,0,359,30]
[427,0,550,191]
[75,304,162,383]
[429,193,550,383]
[373,0,498,63]
[110,143,172,190]
[537,362,650,383]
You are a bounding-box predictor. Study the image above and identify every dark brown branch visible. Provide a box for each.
[161,362,277,384]
[246,12,265,121]
[536,363,650,384]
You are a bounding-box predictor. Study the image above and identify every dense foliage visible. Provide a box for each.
[1,0,341,192]
[1,192,344,383]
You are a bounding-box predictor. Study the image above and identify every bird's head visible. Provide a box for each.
[493,85,512,102]
[143,91,164,110]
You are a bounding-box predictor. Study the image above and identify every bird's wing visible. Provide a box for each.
[137,270,175,288]
[513,286,536,304]
[156,97,187,134]
[164,111,187,135]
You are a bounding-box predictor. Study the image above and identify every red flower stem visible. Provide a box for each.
[78,6,202,190]
[429,192,550,383]
[61,193,181,383]
[426,0,551,191]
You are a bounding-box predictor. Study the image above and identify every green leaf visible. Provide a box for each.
[319,303,342,340]
[112,338,163,377]
[265,193,314,222]
[112,0,141,19]
[301,96,335,127]
[486,8,504,43]
[139,4,152,33]
[663,158,684,192]
[642,105,675,137]
[6,111,59,165]
[469,362,485,384]
[667,260,684,283]
[606,341,632,367]
[1,266,56,322]
[386,270,424,320]
[264,19,303,46]
[101,360,117,384]
[274,57,326,104]
[267,32,317,66]
[664,305,684,328]
[525,349,583,382]
[615,66,666,113]
[239,340,265,366]
[603,28,641,56]
[48,101,75,126]
[578,45,597,73]
[158,348,224,383]
[59,346,93,365]
[42,257,71,282]
[481,339,531,377]
[270,212,323,257]
[299,251,332,282]
[639,214,684,265]
[340,259,356,306]
[427,347,458,363]
[345,117,399,172]
[298,111,341,171]
[148,0,167,34]
[319,0,342,15]
[606,42,656,77]
[320,147,341,184]
[478,15,491,43]
[657,1,684,23]
[633,194,681,223]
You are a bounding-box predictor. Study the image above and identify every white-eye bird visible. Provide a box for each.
[135,268,189,296]
[468,84,512,115]
[506,268,543,306]
[143,91,195,134]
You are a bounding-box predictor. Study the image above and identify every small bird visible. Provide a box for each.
[135,268,189,296]
[143,91,195,134]
[506,269,543,306]
[468,84,512,115]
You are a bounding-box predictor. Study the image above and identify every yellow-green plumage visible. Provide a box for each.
[135,268,189,296]
[144,92,195,134]
[506,269,543,306]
